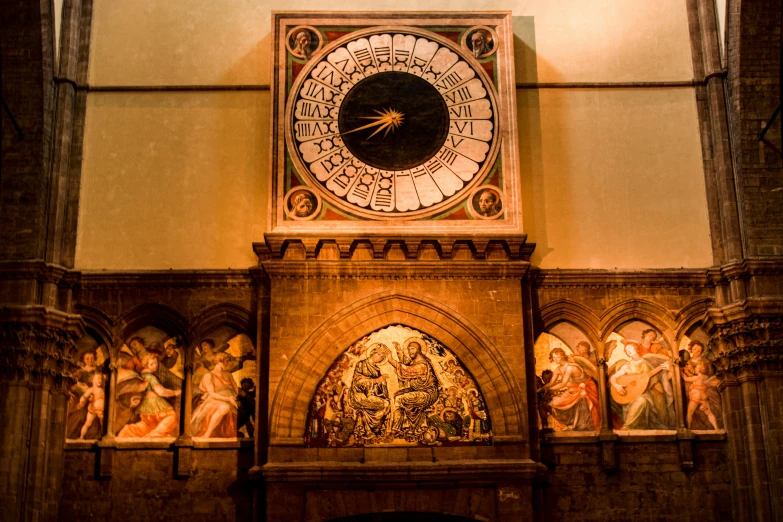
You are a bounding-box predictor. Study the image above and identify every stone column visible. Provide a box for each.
[0,308,83,522]
[707,316,783,522]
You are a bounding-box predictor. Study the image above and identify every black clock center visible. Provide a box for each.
[338,72,449,171]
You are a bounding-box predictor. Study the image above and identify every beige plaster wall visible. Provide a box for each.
[76,0,712,270]
[75,92,268,269]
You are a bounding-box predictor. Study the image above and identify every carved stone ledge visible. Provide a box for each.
[256,234,530,262]
[79,270,255,289]
[532,268,711,289]
[0,306,84,388]
[260,260,531,280]
[261,459,540,483]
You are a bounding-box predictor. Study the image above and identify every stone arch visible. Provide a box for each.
[539,300,602,349]
[74,304,115,357]
[188,303,254,361]
[599,299,676,345]
[673,298,712,341]
[117,303,188,344]
[269,290,525,443]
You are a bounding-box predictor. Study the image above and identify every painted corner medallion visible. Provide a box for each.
[286,27,500,219]
[306,325,492,447]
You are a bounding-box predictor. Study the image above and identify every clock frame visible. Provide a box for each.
[270,12,522,234]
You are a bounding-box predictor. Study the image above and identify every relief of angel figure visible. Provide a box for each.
[607,339,676,430]
[536,347,601,431]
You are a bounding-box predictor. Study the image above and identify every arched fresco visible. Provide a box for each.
[65,333,109,440]
[114,326,185,439]
[305,325,492,447]
[533,328,601,432]
[191,327,257,439]
[606,321,677,431]
[678,326,723,431]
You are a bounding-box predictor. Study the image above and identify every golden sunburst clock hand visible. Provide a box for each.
[342,107,404,140]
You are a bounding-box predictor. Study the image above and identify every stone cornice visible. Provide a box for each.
[0,260,80,287]
[260,260,531,280]
[706,257,783,284]
[78,270,255,289]
[532,268,711,289]
[260,459,540,483]
[257,234,532,262]
[703,297,783,326]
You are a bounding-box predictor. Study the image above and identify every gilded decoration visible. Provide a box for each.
[306,325,492,447]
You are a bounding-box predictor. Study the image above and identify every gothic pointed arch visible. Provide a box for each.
[117,303,188,342]
[599,299,676,343]
[269,290,525,444]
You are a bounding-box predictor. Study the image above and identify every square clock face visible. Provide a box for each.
[270,12,521,233]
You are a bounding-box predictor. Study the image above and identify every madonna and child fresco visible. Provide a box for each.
[534,321,723,433]
[306,325,492,447]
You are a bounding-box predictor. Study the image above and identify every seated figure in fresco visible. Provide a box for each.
[348,344,391,442]
[118,355,181,438]
[191,352,239,438]
[537,348,601,431]
[609,341,675,430]
[387,339,440,441]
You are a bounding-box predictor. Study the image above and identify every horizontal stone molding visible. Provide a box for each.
[532,268,711,289]
[79,269,255,289]
[261,459,540,483]
[257,234,533,262]
[260,260,531,280]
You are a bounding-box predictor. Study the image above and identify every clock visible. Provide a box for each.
[284,27,500,219]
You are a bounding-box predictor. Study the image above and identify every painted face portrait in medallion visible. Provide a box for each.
[469,186,503,219]
[286,26,321,60]
[285,188,320,220]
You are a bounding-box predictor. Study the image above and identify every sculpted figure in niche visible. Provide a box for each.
[349,344,392,443]
[387,339,440,441]
[537,348,601,431]
[608,341,675,430]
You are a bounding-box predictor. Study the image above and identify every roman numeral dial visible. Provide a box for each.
[286,27,499,218]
